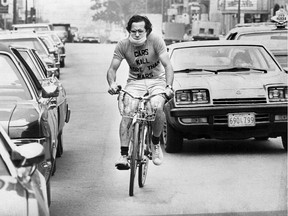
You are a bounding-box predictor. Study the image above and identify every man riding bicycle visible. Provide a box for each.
[107,15,174,170]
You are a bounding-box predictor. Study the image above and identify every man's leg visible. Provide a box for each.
[150,96,165,165]
[115,117,133,170]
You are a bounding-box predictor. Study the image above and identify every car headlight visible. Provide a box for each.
[176,89,210,105]
[268,86,288,102]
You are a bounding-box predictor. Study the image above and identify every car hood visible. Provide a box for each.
[173,71,287,98]
[0,176,27,216]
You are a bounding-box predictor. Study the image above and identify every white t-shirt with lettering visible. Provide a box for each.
[113,32,167,81]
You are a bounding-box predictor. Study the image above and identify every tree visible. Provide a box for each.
[90,0,163,26]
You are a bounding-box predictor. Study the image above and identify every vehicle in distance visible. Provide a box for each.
[0,32,60,78]
[163,40,287,153]
[12,23,53,32]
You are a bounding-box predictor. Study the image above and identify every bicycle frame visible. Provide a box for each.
[119,89,165,196]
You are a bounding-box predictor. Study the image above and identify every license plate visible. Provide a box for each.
[228,113,255,127]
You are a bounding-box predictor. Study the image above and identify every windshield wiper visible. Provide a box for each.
[215,67,267,73]
[174,68,217,73]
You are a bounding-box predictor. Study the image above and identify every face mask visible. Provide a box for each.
[129,34,147,47]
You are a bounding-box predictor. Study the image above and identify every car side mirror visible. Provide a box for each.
[11,142,45,168]
[42,84,59,98]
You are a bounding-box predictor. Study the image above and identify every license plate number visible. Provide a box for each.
[228,113,255,127]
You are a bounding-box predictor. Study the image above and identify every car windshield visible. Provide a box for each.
[170,45,281,72]
[0,54,32,100]
[0,38,48,56]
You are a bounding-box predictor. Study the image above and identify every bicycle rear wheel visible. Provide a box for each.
[129,122,140,196]
[138,124,151,188]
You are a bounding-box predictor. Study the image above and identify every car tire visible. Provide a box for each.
[51,158,56,176]
[47,180,51,206]
[56,131,63,157]
[281,134,287,151]
[163,119,183,153]
[60,59,65,68]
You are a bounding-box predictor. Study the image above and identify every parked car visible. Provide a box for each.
[163,40,288,153]
[12,23,53,32]
[81,34,100,43]
[0,43,60,204]
[14,46,71,158]
[0,32,60,78]
[225,9,288,69]
[0,125,50,215]
[37,31,66,67]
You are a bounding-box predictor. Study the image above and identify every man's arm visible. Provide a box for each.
[159,52,174,86]
[107,57,122,94]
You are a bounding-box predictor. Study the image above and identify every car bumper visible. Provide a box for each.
[165,103,288,140]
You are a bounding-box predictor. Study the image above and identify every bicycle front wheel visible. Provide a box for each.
[138,124,150,188]
[129,122,140,196]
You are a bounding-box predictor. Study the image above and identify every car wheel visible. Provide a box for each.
[281,134,287,151]
[60,59,65,68]
[51,158,56,176]
[163,119,183,153]
[47,180,51,206]
[254,136,269,141]
[56,131,63,157]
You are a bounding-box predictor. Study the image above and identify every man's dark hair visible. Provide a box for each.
[126,15,152,36]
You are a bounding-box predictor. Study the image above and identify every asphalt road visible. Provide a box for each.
[49,43,287,216]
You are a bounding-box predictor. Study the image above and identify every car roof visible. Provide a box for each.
[12,23,51,28]
[0,32,40,39]
[167,40,267,49]
[227,23,288,34]
[0,42,13,53]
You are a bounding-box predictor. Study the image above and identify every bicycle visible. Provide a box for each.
[118,88,166,196]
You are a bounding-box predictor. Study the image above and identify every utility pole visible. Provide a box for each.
[13,0,17,24]
[25,0,28,23]
[237,0,241,23]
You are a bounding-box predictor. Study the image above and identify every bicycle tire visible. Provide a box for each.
[129,122,140,196]
[138,123,150,188]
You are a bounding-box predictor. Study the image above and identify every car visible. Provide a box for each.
[14,45,71,158]
[37,34,61,73]
[12,23,53,32]
[225,9,288,69]
[37,31,66,67]
[0,32,60,78]
[0,125,50,215]
[81,34,100,43]
[0,43,60,204]
[52,23,73,43]
[163,40,288,153]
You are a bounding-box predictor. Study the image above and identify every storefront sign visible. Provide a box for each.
[225,0,257,11]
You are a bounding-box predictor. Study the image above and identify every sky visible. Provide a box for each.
[36,0,96,32]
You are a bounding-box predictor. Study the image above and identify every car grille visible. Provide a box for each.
[214,113,270,125]
[213,98,267,105]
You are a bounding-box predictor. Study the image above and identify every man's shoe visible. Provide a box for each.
[115,155,130,170]
[152,144,163,165]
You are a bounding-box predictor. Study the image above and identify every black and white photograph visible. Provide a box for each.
[0,0,287,215]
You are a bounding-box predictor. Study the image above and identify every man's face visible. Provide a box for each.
[130,21,146,40]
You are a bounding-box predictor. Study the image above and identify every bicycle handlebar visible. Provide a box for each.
[117,85,169,102]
